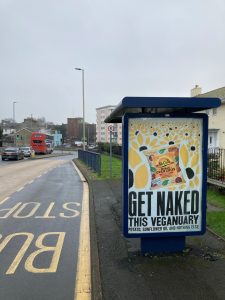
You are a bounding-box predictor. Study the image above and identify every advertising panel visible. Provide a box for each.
[123,114,208,237]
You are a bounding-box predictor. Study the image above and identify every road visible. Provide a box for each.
[0,153,90,300]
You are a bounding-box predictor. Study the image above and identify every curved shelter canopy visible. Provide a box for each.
[104,97,221,123]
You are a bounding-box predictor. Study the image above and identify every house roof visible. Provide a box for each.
[15,128,32,134]
[96,105,116,110]
[104,97,221,123]
[197,86,225,103]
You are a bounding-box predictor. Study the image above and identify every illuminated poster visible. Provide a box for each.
[123,114,207,236]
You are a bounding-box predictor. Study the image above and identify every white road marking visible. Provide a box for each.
[0,197,10,205]
[0,158,67,205]
[17,187,24,192]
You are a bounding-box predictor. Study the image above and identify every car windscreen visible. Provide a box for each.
[5,149,17,152]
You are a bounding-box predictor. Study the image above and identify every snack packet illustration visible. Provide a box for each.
[144,145,185,189]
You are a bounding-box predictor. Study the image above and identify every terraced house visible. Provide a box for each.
[191,85,225,149]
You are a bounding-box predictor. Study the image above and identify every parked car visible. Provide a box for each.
[1,147,24,161]
[88,144,96,150]
[19,146,32,157]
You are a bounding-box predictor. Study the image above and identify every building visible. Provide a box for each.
[67,118,83,143]
[96,105,122,145]
[191,85,225,149]
[21,117,40,131]
[1,119,15,135]
[14,128,32,147]
[86,123,96,144]
[52,131,62,147]
[67,118,96,145]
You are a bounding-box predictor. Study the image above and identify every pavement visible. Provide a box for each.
[75,160,225,300]
[30,152,73,159]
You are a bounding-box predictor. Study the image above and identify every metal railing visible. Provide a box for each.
[207,148,225,184]
[78,149,101,176]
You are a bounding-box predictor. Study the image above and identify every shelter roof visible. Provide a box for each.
[105,97,221,123]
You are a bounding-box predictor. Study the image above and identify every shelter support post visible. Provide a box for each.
[141,236,185,253]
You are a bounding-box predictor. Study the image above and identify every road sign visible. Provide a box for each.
[108,125,114,132]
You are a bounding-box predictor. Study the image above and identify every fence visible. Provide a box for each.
[207,148,225,184]
[78,149,101,176]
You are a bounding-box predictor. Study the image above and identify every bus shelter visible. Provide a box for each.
[105,97,221,253]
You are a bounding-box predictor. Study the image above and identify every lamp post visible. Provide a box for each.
[13,101,17,146]
[75,67,85,150]
[13,101,17,124]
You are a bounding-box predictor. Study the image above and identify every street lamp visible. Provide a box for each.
[13,101,17,124]
[12,101,18,146]
[74,67,85,150]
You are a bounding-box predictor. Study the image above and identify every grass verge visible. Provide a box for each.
[207,212,225,238]
[77,154,122,180]
[100,154,122,179]
[207,187,225,209]
[207,187,225,238]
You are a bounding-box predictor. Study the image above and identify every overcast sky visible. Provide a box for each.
[0,0,225,124]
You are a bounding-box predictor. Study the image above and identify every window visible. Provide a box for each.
[34,134,43,138]
[33,140,42,144]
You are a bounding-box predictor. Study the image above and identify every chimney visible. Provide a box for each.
[191,85,202,97]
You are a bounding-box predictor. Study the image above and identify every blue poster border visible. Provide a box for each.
[122,113,208,238]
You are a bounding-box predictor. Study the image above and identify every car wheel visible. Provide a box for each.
[2,158,5,161]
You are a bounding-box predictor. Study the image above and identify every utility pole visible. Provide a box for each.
[75,68,85,150]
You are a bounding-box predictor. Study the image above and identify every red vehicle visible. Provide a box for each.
[31,132,54,154]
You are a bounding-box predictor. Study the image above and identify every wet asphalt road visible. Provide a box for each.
[0,154,83,300]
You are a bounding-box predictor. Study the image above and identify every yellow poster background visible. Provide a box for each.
[128,117,202,192]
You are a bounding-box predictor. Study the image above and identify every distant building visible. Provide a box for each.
[67,118,83,143]
[1,118,14,135]
[21,117,39,131]
[14,128,32,147]
[52,131,62,147]
[191,85,225,149]
[86,123,96,144]
[67,118,96,145]
[13,117,50,133]
[96,105,122,145]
